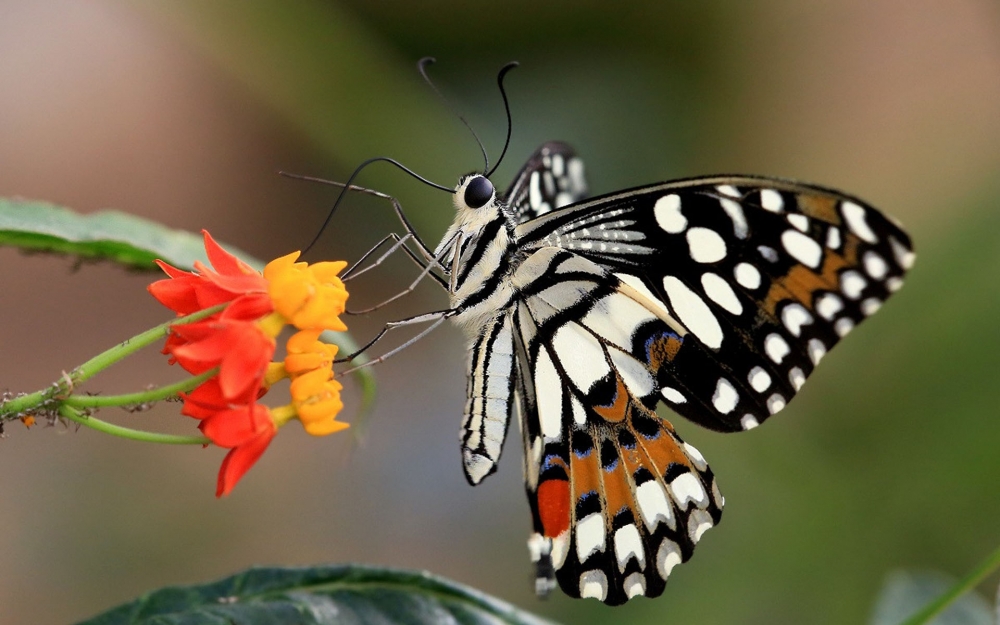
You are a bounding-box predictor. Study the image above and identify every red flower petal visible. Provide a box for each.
[199,404,273,447]
[215,430,273,497]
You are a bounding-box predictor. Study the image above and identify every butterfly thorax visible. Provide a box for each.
[437,175,522,338]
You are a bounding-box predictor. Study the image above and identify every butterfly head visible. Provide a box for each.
[455,174,496,211]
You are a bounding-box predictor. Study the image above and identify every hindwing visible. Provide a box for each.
[503,141,588,225]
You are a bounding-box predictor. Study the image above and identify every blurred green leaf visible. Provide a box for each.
[77,564,557,625]
[0,197,248,271]
[0,197,374,405]
[870,571,993,625]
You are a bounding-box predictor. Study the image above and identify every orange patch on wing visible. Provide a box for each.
[601,454,637,519]
[593,376,629,423]
[647,334,683,370]
[796,194,841,224]
[761,246,857,317]
[537,479,571,537]
[635,429,691,477]
[571,445,603,504]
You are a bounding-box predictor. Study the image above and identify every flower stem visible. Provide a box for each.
[901,544,1000,625]
[71,304,226,386]
[0,305,225,417]
[62,370,217,409]
[58,404,209,445]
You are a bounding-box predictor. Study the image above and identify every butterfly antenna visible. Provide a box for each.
[418,57,490,173]
[300,156,452,255]
[485,61,519,179]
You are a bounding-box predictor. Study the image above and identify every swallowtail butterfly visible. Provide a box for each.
[427,141,914,605]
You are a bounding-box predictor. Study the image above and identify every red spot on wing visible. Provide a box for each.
[537,479,571,537]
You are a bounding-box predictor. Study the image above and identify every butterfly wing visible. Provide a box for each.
[515,177,914,432]
[502,142,589,225]
[510,247,724,605]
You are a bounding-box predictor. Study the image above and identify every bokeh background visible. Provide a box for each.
[1,2,999,623]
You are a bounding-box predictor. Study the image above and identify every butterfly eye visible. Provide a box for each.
[464,176,494,209]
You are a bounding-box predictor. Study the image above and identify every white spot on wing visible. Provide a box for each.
[826,227,842,249]
[624,573,646,599]
[529,171,542,209]
[579,570,608,601]
[553,323,609,392]
[741,414,759,430]
[614,524,645,572]
[716,184,740,197]
[758,245,779,263]
[787,213,810,232]
[688,509,714,543]
[808,338,826,365]
[748,366,772,392]
[886,276,904,292]
[670,472,708,508]
[576,513,606,562]
[816,293,844,320]
[701,272,743,315]
[781,303,814,337]
[609,349,657,399]
[861,297,882,316]
[789,367,806,390]
[840,270,867,299]
[636,481,674,532]
[781,230,823,268]
[534,348,563,442]
[719,198,749,239]
[841,201,878,243]
[570,395,587,427]
[760,189,783,212]
[661,387,686,404]
[654,194,686,233]
[686,227,727,263]
[834,317,855,337]
[863,251,888,279]
[657,539,682,580]
[581,292,657,352]
[890,236,915,270]
[662,276,724,349]
[712,378,739,414]
[683,442,708,470]
[766,394,786,414]
[734,262,762,289]
[764,333,791,364]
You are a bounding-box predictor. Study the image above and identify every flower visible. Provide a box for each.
[199,403,278,497]
[150,230,352,496]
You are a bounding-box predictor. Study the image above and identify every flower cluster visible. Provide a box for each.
[149,231,350,496]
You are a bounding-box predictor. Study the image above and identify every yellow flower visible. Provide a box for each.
[290,368,348,436]
[283,329,340,376]
[263,253,349,332]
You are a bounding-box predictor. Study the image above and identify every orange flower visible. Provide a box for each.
[199,403,277,497]
[148,230,270,317]
[150,230,352,496]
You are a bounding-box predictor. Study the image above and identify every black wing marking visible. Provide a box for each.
[509,247,723,605]
[502,142,588,225]
[515,176,914,432]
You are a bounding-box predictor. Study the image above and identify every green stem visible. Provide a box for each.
[901,544,1000,625]
[62,370,217,408]
[1,304,225,417]
[58,404,210,445]
[71,304,226,386]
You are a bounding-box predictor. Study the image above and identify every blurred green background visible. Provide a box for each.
[1,1,999,623]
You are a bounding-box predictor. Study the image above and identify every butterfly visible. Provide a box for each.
[413,141,915,605]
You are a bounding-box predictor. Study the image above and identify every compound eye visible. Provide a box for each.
[463,176,494,209]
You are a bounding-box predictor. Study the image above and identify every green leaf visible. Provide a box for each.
[0,197,253,272]
[870,571,994,625]
[0,197,375,409]
[76,564,557,625]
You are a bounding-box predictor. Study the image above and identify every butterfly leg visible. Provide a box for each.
[345,232,460,315]
[336,308,458,375]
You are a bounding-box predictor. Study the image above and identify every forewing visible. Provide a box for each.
[511,248,723,605]
[516,176,914,432]
[502,142,588,225]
